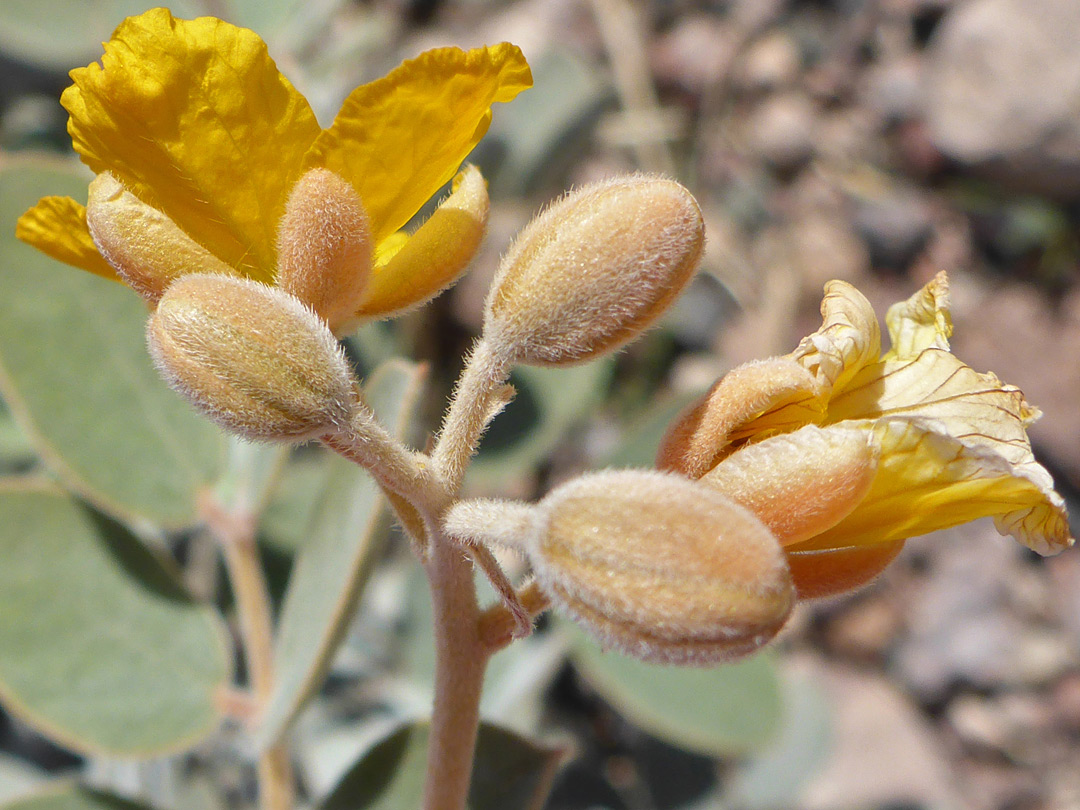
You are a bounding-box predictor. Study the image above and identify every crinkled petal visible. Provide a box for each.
[657,357,821,477]
[304,43,531,243]
[699,424,878,546]
[828,343,1043,476]
[884,270,952,360]
[789,279,881,392]
[805,418,1072,555]
[356,165,489,320]
[15,196,118,282]
[63,8,320,280]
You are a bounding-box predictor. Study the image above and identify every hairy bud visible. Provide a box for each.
[148,274,357,441]
[276,168,372,333]
[484,175,704,366]
[86,172,237,304]
[529,470,793,664]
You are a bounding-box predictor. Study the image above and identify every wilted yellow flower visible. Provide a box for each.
[16,8,530,331]
[659,272,1073,598]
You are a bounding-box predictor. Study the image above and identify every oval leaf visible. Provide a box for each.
[0,481,231,756]
[0,159,226,527]
[257,360,426,748]
[319,721,563,810]
[0,787,152,810]
[567,625,782,756]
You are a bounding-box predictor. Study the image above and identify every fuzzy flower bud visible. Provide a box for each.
[446,470,794,665]
[147,274,357,441]
[276,168,372,333]
[483,175,704,366]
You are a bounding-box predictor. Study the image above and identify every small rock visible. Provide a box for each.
[852,187,935,271]
[651,15,735,94]
[736,31,802,93]
[789,213,870,292]
[746,92,818,170]
[948,694,1012,752]
[1050,672,1080,732]
[823,595,903,660]
[789,657,966,810]
[923,0,1080,197]
[860,54,923,122]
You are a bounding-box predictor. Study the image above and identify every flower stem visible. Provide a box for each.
[200,494,293,810]
[420,526,490,810]
[432,339,511,493]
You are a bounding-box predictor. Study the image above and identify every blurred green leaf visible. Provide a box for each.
[257,360,427,748]
[470,361,612,489]
[0,1,203,70]
[0,787,151,810]
[725,674,832,809]
[0,481,231,756]
[0,401,35,471]
[487,49,610,196]
[259,452,331,556]
[567,626,782,757]
[0,755,46,805]
[319,721,563,810]
[221,0,307,36]
[0,158,227,527]
[601,390,704,469]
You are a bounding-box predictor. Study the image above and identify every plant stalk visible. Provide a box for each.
[420,526,491,810]
[203,496,294,810]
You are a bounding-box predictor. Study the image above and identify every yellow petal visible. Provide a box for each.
[805,418,1072,556]
[789,279,881,392]
[86,172,237,303]
[304,43,531,243]
[829,349,1034,467]
[699,424,878,546]
[355,165,489,320]
[656,357,821,477]
[15,196,118,282]
[63,8,321,280]
[883,270,952,360]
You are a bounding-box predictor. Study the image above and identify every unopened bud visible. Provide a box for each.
[147,274,357,441]
[484,175,704,366]
[86,172,237,304]
[276,168,372,332]
[530,470,793,664]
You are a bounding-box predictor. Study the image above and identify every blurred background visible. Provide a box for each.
[1,1,1079,809]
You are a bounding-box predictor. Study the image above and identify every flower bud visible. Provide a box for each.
[147,274,357,441]
[484,175,704,366]
[276,168,372,333]
[529,470,793,664]
[86,172,237,304]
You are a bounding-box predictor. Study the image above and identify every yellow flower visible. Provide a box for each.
[659,272,1073,598]
[15,8,531,331]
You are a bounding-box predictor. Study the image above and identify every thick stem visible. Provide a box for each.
[418,340,516,810]
[201,495,293,810]
[421,528,491,810]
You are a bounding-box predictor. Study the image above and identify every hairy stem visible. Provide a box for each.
[322,405,434,511]
[201,495,293,810]
[431,339,511,494]
[421,527,490,810]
